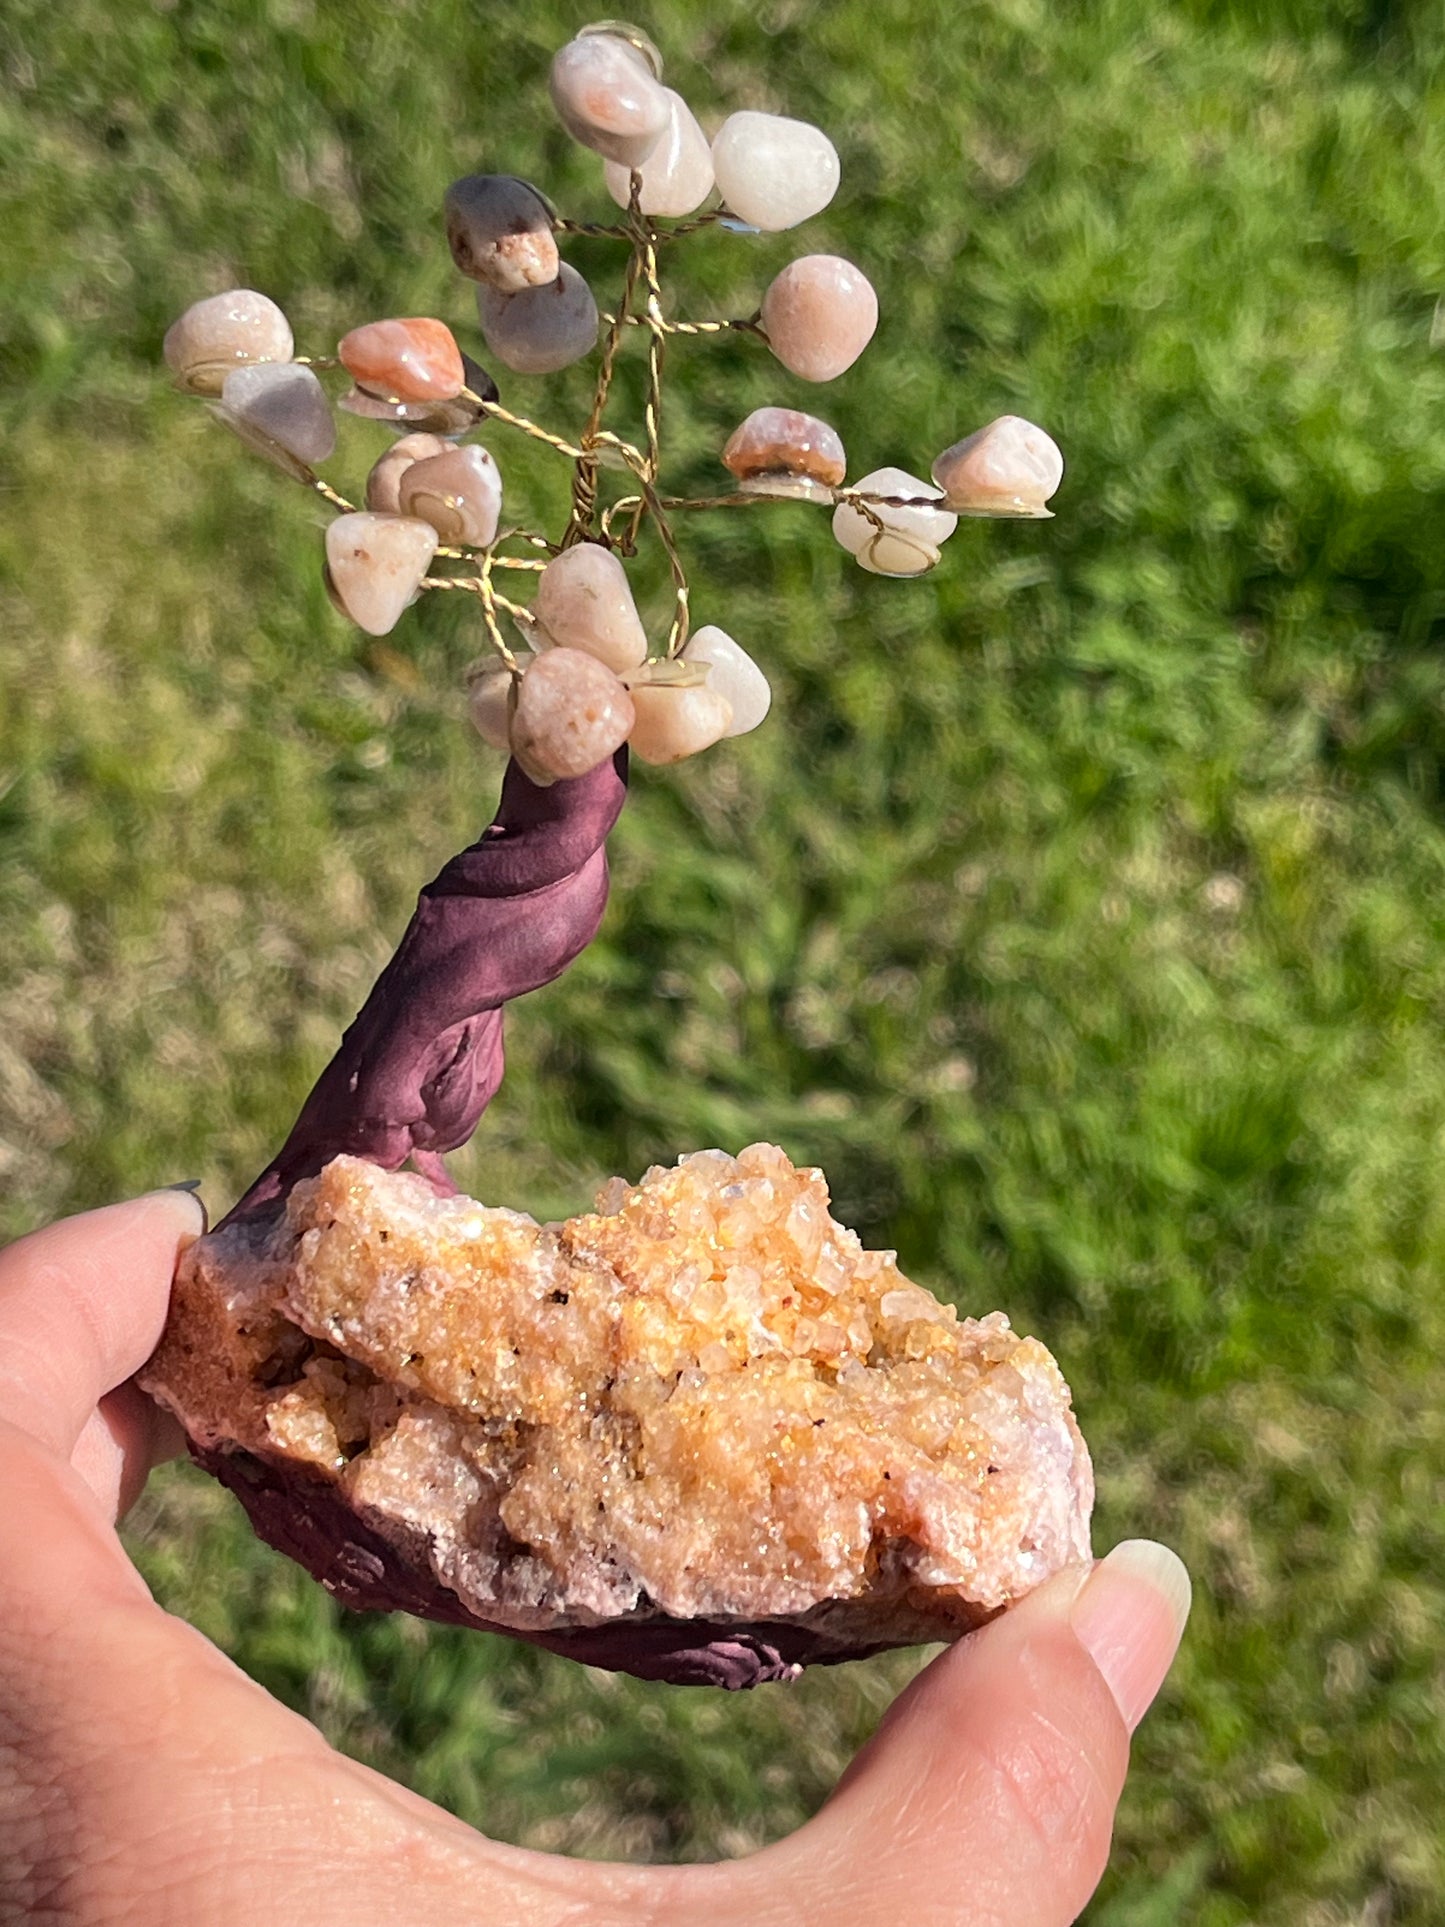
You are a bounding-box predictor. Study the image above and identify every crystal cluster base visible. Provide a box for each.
[143,1148,1092,1684]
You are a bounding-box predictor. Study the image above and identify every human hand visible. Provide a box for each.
[0,1191,1190,1926]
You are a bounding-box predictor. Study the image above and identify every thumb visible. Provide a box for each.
[751,1541,1190,1927]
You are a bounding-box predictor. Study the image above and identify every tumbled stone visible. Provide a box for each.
[445,174,560,293]
[143,1149,1093,1661]
[339,353,495,435]
[604,88,714,217]
[680,626,771,738]
[628,680,734,763]
[365,432,454,516]
[216,362,335,471]
[760,256,878,383]
[534,544,648,672]
[710,112,839,231]
[477,265,599,375]
[466,656,528,750]
[324,513,438,636]
[163,289,293,395]
[832,467,958,577]
[721,405,846,501]
[339,317,466,404]
[931,415,1064,518]
[549,30,667,168]
[510,646,635,782]
[398,444,503,548]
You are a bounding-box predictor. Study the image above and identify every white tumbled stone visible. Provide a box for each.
[761,255,878,383]
[163,289,293,395]
[534,545,648,672]
[217,362,334,469]
[399,444,503,548]
[628,681,734,764]
[445,175,560,293]
[710,112,839,232]
[680,627,771,738]
[365,433,454,516]
[931,415,1064,518]
[477,265,599,375]
[510,646,636,783]
[549,32,667,168]
[831,468,958,578]
[604,89,714,217]
[325,513,438,636]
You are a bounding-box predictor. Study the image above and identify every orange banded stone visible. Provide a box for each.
[339,318,466,404]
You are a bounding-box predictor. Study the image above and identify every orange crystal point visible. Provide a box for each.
[338,317,467,403]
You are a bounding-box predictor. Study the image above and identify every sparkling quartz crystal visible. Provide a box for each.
[628,680,734,763]
[324,513,438,637]
[509,646,636,783]
[444,174,560,293]
[832,467,959,577]
[761,256,878,383]
[721,405,846,501]
[604,88,714,216]
[163,288,293,395]
[710,112,840,231]
[142,1149,1093,1674]
[931,415,1064,518]
[534,543,648,671]
[365,432,454,516]
[339,317,466,404]
[550,30,668,167]
[398,444,503,548]
[477,265,599,376]
[680,625,771,737]
[216,363,335,471]
[466,656,528,750]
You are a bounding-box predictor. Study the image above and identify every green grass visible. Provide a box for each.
[4,0,1445,1917]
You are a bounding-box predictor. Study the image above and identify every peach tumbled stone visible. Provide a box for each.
[534,544,647,672]
[163,289,293,395]
[444,174,560,294]
[398,444,502,548]
[604,88,714,217]
[721,406,846,501]
[467,656,529,751]
[510,647,635,783]
[680,626,771,738]
[629,681,734,764]
[218,363,335,469]
[931,415,1064,518]
[549,31,667,168]
[477,265,599,376]
[365,433,454,516]
[760,256,878,383]
[324,513,438,637]
[710,112,839,231]
[339,318,466,404]
[831,467,958,578]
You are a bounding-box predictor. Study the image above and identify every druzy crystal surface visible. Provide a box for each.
[145,1147,1092,1670]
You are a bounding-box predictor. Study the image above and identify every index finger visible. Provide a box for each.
[0,1190,206,1456]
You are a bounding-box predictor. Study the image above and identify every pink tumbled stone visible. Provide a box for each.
[510,647,636,783]
[163,289,293,396]
[339,318,466,404]
[324,513,438,637]
[721,406,846,500]
[628,682,734,765]
[467,657,529,751]
[534,545,647,672]
[760,256,878,383]
[931,416,1064,518]
[604,89,714,217]
[365,433,454,516]
[549,31,667,168]
[444,174,560,294]
[477,265,599,376]
[398,444,503,548]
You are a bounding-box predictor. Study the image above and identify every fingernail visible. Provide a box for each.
[1069,1539,1191,1733]
[150,1184,209,1235]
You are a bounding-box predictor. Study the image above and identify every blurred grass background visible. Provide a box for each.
[2,0,1444,1917]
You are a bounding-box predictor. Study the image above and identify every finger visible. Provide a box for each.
[0,1190,206,1457]
[740,1541,1190,1927]
[70,1382,189,1520]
